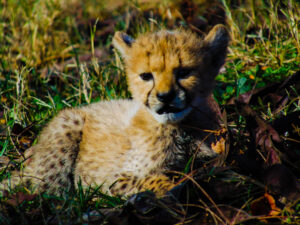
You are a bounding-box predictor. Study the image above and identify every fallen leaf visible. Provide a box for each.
[1,96,7,103]
[237,102,281,165]
[6,192,37,207]
[251,193,281,217]
[263,164,300,200]
[19,136,32,150]
[211,137,225,154]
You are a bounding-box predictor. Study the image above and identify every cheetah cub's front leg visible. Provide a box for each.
[110,174,176,197]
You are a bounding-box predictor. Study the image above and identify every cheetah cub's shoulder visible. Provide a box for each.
[2,25,229,196]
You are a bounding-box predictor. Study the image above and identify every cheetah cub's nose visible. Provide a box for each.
[156,90,176,103]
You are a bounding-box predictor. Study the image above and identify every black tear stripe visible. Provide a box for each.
[178,49,182,67]
[145,80,155,108]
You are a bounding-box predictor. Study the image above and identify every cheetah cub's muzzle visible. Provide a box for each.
[113,25,229,124]
[150,84,192,123]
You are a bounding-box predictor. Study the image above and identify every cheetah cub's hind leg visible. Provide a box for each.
[110,174,176,197]
[1,109,85,195]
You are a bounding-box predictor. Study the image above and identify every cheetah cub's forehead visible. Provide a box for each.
[127,30,202,67]
[113,25,229,124]
[114,30,204,71]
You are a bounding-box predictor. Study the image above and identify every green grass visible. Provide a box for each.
[0,0,299,224]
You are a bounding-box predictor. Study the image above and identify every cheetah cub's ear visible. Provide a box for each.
[113,31,135,57]
[202,24,230,70]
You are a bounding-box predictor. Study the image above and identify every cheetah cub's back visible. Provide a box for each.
[1,25,229,196]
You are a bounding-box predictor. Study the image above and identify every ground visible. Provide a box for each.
[0,0,299,224]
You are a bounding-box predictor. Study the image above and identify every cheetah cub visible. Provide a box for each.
[2,25,229,196]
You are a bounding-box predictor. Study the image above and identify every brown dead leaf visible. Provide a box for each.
[237,102,281,165]
[211,137,225,154]
[1,96,7,103]
[0,118,5,125]
[19,136,32,150]
[0,155,10,165]
[251,193,281,217]
[263,164,300,200]
[6,192,37,207]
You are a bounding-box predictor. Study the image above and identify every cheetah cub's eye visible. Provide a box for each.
[139,72,153,81]
[175,68,192,79]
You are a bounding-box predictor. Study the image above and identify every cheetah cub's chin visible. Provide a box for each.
[150,106,192,124]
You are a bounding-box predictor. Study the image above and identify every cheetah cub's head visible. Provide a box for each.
[113,25,229,124]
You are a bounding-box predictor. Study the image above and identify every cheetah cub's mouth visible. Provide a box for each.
[152,105,192,124]
[157,105,186,114]
[113,25,229,124]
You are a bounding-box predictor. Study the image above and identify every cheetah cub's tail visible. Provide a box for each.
[1,108,86,196]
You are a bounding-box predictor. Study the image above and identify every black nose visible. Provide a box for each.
[156,90,176,103]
